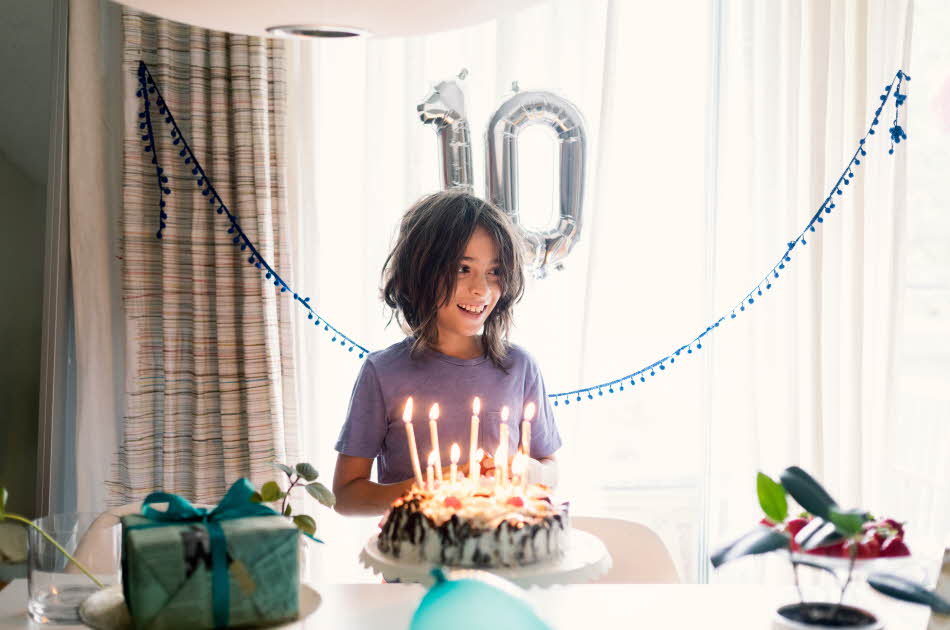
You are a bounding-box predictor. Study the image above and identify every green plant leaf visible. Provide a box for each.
[794,517,845,551]
[293,514,317,537]
[756,472,788,523]
[868,573,950,614]
[827,507,869,537]
[260,480,283,503]
[0,487,7,516]
[710,526,790,568]
[780,466,837,520]
[305,482,336,508]
[271,462,295,477]
[283,503,292,517]
[249,491,263,504]
[791,556,840,580]
[295,463,319,482]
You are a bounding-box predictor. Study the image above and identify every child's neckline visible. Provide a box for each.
[407,337,489,366]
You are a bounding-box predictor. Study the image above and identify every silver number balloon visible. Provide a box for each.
[417,69,474,191]
[486,86,587,278]
[418,74,587,277]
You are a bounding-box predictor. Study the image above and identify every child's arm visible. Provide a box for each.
[332,454,415,516]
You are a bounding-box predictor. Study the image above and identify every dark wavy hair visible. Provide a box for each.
[382,190,525,369]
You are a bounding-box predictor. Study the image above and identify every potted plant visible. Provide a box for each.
[710,466,950,629]
[250,461,336,580]
[251,462,336,538]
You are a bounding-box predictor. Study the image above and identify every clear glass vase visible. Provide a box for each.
[27,512,120,624]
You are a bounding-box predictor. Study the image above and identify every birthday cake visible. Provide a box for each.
[377,481,568,568]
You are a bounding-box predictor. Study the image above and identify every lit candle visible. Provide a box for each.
[402,397,425,489]
[471,448,484,488]
[511,451,528,494]
[469,397,481,483]
[494,446,505,490]
[429,403,442,481]
[499,406,510,485]
[450,443,460,484]
[521,402,536,462]
[427,450,436,491]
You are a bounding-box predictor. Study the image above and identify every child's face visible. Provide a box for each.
[437,226,502,340]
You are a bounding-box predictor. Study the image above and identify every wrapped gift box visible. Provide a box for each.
[121,483,299,630]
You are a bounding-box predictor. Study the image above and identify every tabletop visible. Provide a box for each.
[0,580,936,630]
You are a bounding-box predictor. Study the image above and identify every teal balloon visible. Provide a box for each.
[411,569,552,630]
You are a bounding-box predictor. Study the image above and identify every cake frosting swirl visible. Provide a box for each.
[377,482,567,568]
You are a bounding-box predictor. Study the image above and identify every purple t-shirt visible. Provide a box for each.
[335,337,562,484]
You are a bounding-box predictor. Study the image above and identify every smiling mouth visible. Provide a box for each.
[457,303,487,315]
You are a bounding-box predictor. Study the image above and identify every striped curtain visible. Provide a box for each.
[114,10,299,504]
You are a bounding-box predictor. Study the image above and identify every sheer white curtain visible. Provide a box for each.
[285,0,918,583]
[62,0,125,514]
[708,0,915,583]
[285,0,713,582]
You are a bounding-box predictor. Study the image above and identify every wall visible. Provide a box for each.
[0,0,53,518]
[0,150,44,517]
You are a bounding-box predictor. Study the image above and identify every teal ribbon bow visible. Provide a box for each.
[139,478,278,629]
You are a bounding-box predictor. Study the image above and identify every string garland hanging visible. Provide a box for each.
[135,61,910,404]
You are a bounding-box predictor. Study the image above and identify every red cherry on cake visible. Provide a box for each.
[506,496,524,508]
[443,496,462,509]
[880,536,911,557]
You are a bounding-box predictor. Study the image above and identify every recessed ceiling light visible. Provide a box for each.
[266,24,368,38]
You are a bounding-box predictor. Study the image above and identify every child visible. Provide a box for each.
[332,190,561,516]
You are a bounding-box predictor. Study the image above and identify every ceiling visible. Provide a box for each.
[115,0,546,39]
[0,0,53,185]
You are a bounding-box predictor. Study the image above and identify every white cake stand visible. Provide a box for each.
[359,529,612,587]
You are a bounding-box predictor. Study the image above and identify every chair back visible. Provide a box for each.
[572,516,680,584]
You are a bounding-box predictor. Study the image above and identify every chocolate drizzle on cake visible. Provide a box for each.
[377,485,568,568]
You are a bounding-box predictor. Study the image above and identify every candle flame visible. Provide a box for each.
[494,446,504,464]
[429,402,440,421]
[501,405,509,423]
[524,401,536,422]
[473,396,481,415]
[402,397,413,423]
[450,443,461,463]
[427,450,437,466]
[475,448,484,464]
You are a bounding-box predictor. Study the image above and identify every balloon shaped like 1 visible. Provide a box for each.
[417,69,474,191]
[486,88,587,278]
[410,568,552,630]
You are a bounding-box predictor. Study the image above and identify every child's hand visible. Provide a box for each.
[479,452,495,475]
[478,453,514,477]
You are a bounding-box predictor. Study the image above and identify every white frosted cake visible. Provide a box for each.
[377,482,567,568]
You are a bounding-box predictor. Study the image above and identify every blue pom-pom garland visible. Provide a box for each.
[543,69,910,405]
[136,61,369,359]
[138,61,909,401]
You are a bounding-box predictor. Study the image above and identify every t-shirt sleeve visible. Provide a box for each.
[524,354,562,458]
[335,359,388,459]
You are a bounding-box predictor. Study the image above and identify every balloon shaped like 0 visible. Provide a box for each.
[417,70,474,191]
[410,568,552,630]
[486,89,587,278]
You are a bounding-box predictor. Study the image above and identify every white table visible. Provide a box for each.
[0,580,933,630]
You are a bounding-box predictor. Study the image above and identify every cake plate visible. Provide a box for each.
[359,529,612,587]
